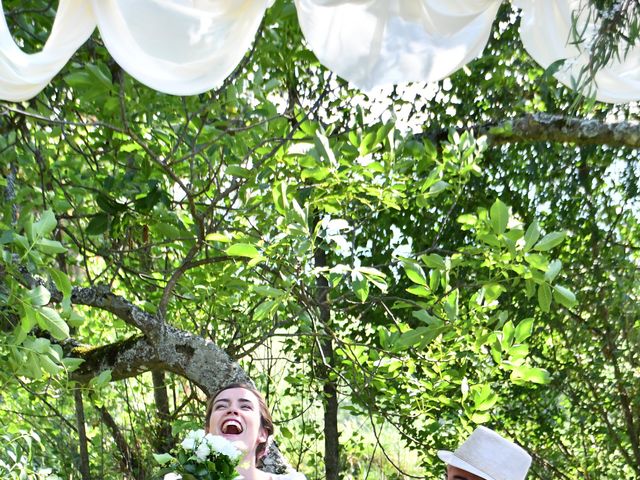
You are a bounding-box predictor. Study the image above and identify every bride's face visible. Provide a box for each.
[207,387,267,455]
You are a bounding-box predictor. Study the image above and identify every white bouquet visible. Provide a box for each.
[154,429,243,480]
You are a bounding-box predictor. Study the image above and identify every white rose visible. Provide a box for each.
[220,441,242,461]
[205,434,226,452]
[182,429,206,451]
[195,441,211,462]
[205,435,243,461]
[164,474,182,480]
[181,437,196,451]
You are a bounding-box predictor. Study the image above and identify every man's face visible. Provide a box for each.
[446,465,486,480]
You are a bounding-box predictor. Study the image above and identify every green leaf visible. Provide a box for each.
[396,327,432,349]
[357,266,386,278]
[225,243,259,258]
[401,260,427,286]
[365,274,388,293]
[205,233,231,243]
[352,274,369,302]
[21,304,38,334]
[153,453,175,466]
[501,320,515,349]
[86,213,110,236]
[523,219,540,252]
[427,180,450,196]
[412,310,439,324]
[225,165,252,178]
[86,63,113,89]
[490,199,509,234]
[315,131,337,165]
[553,285,577,308]
[33,210,57,238]
[301,166,331,181]
[253,285,286,298]
[510,365,551,384]
[35,239,67,254]
[67,310,85,327]
[28,285,51,307]
[96,193,126,214]
[444,289,459,321]
[39,354,63,376]
[429,269,441,292]
[470,412,491,424]
[64,71,93,88]
[515,318,534,343]
[254,300,278,321]
[473,385,498,411]
[421,253,446,270]
[49,268,72,310]
[483,283,505,303]
[406,285,431,298]
[62,357,85,372]
[525,253,548,271]
[534,231,566,252]
[38,307,70,340]
[457,213,477,226]
[537,283,552,312]
[90,369,112,387]
[544,259,562,283]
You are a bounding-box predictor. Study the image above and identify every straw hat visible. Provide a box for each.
[437,426,531,480]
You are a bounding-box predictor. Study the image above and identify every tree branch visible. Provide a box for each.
[69,286,163,341]
[69,326,248,396]
[420,113,640,149]
[97,404,147,478]
[483,113,640,148]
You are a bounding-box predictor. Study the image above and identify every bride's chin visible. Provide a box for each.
[225,435,249,449]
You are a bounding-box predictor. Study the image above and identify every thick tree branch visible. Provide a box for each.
[420,113,640,149]
[482,113,640,148]
[70,286,163,341]
[68,326,248,396]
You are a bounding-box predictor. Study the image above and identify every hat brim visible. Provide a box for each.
[437,450,496,480]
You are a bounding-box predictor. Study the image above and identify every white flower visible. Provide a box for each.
[205,434,243,461]
[195,441,211,462]
[181,429,206,451]
[220,441,243,461]
[164,474,182,480]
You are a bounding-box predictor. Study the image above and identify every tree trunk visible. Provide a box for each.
[152,370,174,453]
[314,241,341,480]
[98,405,147,479]
[74,388,91,480]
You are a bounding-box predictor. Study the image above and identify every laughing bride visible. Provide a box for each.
[204,383,305,480]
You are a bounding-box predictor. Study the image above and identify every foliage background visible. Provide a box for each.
[0,1,639,479]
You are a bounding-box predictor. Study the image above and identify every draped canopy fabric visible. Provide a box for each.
[92,0,271,96]
[0,0,95,101]
[0,0,638,103]
[516,0,640,104]
[294,0,502,90]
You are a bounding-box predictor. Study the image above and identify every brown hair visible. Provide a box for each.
[204,383,275,462]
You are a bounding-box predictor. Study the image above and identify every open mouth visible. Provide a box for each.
[221,419,244,435]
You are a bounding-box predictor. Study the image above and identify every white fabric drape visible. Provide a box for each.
[90,0,270,96]
[0,0,638,103]
[0,0,95,101]
[516,0,640,104]
[294,0,501,90]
